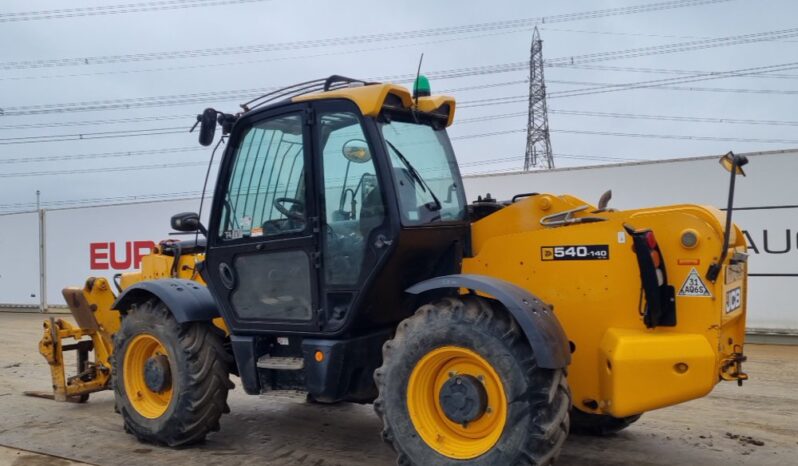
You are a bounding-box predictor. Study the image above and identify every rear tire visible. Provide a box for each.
[569,408,642,436]
[112,299,233,446]
[374,296,571,465]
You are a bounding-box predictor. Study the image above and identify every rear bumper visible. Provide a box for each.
[598,329,718,417]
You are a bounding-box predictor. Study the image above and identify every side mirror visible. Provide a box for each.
[342,139,371,163]
[197,108,218,146]
[171,212,206,235]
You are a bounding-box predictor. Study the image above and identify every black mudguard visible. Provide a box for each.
[406,273,571,369]
[113,279,219,323]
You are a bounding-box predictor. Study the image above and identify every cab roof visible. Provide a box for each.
[241,75,456,127]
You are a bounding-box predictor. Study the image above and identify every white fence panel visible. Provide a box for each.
[45,199,206,306]
[0,212,40,307]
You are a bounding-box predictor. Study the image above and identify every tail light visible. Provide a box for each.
[625,226,676,328]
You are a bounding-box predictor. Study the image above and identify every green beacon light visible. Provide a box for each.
[413,74,431,99]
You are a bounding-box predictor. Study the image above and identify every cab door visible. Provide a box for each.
[205,105,320,334]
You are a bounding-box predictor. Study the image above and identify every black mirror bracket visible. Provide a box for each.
[706,152,749,282]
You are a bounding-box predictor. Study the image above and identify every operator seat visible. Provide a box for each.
[359,185,384,237]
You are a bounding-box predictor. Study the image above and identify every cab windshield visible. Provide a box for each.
[380,116,466,225]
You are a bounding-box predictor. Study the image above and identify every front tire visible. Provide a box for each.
[112,299,233,446]
[374,296,571,465]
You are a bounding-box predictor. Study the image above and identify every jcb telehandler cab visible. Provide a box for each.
[48,75,749,465]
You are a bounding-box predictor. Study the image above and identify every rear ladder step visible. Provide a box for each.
[256,355,305,370]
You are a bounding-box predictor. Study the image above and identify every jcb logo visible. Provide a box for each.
[725,287,742,314]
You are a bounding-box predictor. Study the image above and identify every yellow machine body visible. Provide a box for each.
[463,193,747,417]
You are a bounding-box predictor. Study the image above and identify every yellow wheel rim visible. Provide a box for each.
[407,346,508,459]
[123,334,173,419]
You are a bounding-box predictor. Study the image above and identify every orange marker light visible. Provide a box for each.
[677,258,700,266]
[314,351,324,362]
[650,250,662,268]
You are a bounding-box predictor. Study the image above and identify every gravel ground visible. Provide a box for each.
[0,311,795,465]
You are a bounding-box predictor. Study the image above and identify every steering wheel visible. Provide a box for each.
[273,197,305,221]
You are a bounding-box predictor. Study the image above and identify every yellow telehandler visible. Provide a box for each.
[35,75,749,465]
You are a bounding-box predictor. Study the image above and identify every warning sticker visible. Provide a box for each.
[678,268,712,297]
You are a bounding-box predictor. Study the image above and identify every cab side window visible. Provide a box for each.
[320,112,384,286]
[219,113,306,240]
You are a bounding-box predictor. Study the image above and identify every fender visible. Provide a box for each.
[406,274,571,369]
[113,279,219,323]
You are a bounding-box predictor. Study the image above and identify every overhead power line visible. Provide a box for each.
[4,66,797,132]
[5,71,798,145]
[0,191,207,211]
[0,126,189,145]
[458,109,798,127]
[544,27,798,66]
[549,109,798,126]
[550,79,798,96]
[0,113,194,131]
[0,0,272,23]
[548,62,798,98]
[5,24,796,117]
[551,128,798,145]
[6,102,798,155]
[2,65,533,116]
[0,0,733,71]
[453,127,798,145]
[550,63,798,80]
[0,144,649,180]
[0,146,200,165]
[0,161,214,178]
[0,30,525,83]
[540,25,798,44]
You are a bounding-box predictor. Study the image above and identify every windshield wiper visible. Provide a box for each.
[385,140,441,211]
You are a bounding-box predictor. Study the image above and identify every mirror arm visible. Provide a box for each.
[706,154,746,282]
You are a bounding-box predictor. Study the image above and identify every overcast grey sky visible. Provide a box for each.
[0,0,796,213]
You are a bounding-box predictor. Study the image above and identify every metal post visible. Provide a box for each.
[37,191,47,312]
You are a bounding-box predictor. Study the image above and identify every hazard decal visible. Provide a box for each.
[678,268,712,297]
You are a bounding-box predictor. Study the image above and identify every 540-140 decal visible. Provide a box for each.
[541,245,610,261]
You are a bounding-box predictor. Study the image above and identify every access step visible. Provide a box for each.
[256,355,305,370]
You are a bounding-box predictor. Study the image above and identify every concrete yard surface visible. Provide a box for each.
[0,312,796,465]
[0,446,90,466]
